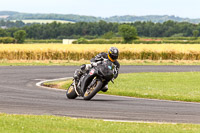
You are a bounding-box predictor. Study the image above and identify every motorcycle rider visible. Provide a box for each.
[74,47,120,92]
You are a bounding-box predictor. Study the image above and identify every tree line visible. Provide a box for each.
[2,11,200,23]
[0,20,26,28]
[1,20,200,39]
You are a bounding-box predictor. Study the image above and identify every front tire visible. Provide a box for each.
[66,83,78,99]
[83,80,103,100]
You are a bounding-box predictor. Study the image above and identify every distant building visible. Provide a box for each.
[63,39,76,44]
[0,15,9,19]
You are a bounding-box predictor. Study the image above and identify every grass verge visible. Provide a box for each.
[43,80,72,89]
[44,72,200,102]
[0,60,89,66]
[2,60,200,66]
[1,113,200,133]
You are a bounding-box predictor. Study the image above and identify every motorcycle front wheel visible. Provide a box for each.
[83,79,103,100]
[66,83,78,99]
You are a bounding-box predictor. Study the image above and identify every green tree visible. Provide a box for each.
[14,30,27,43]
[193,30,199,39]
[77,37,88,44]
[0,29,9,37]
[119,24,137,43]
[102,31,114,39]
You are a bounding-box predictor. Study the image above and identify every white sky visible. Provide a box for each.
[1,0,200,18]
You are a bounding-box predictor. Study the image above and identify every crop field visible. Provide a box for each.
[1,44,200,60]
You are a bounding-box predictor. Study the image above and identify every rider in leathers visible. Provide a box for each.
[74,47,120,92]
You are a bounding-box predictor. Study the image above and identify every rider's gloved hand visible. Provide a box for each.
[91,62,98,67]
[113,67,119,79]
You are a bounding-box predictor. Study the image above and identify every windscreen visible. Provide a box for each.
[97,60,114,80]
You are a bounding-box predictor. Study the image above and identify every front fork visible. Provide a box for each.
[73,79,83,96]
[87,77,108,92]
[87,77,97,90]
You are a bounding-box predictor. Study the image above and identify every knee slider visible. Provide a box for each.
[80,64,86,71]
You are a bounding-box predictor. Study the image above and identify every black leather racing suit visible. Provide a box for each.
[73,52,120,92]
[74,52,120,80]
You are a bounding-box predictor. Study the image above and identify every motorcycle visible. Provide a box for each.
[66,59,116,100]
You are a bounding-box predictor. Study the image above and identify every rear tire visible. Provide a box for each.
[83,80,103,100]
[66,83,78,99]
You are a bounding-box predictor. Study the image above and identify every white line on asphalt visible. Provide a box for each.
[99,94,200,105]
[35,76,200,124]
[103,119,178,124]
[36,77,200,104]
[35,77,73,92]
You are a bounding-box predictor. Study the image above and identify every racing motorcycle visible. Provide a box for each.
[66,59,116,100]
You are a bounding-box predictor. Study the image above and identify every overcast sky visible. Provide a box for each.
[1,0,200,18]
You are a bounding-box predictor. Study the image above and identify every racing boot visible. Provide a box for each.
[73,64,87,81]
[73,69,83,84]
[101,84,108,92]
[73,69,83,95]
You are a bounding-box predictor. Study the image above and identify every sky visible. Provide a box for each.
[1,0,200,18]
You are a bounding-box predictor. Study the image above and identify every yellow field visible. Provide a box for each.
[1,44,200,60]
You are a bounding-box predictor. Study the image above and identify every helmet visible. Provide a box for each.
[108,47,119,62]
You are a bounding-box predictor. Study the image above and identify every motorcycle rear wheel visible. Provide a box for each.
[66,83,78,99]
[83,80,103,100]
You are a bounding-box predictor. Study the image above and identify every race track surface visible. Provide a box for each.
[1,65,200,124]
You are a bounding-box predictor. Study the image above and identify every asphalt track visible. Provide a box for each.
[1,65,200,124]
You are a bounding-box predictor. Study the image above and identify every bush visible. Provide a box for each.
[0,37,15,44]
[57,35,98,40]
[133,40,162,44]
[76,38,88,44]
[25,39,62,43]
[73,39,122,44]
[14,30,26,43]
[163,37,198,40]
[119,25,138,43]
[102,31,114,39]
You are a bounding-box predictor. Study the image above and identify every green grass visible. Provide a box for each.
[1,114,200,133]
[45,72,200,102]
[0,60,88,66]
[108,72,200,102]
[43,80,72,89]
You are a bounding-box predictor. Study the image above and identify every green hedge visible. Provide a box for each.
[73,39,122,44]
[133,40,200,44]
[73,39,200,44]
[0,37,15,44]
[163,37,199,40]
[24,39,62,43]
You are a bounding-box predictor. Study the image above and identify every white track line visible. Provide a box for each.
[99,94,200,105]
[35,77,200,124]
[36,77,72,92]
[103,119,178,124]
[36,77,200,105]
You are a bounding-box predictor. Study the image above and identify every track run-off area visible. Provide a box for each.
[1,65,200,124]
